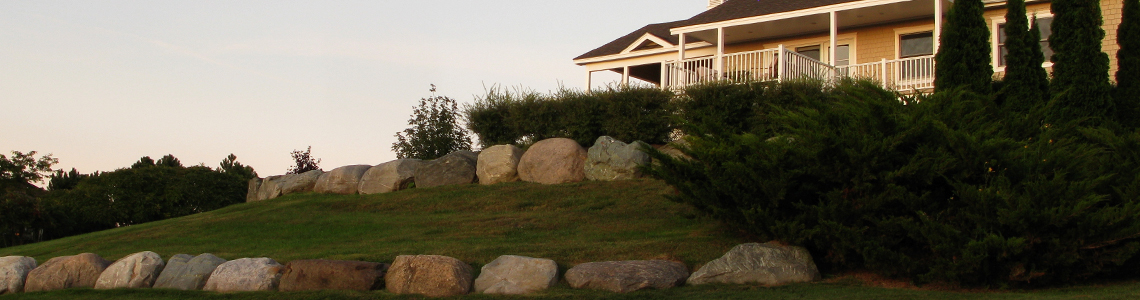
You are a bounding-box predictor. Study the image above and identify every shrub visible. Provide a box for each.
[934,0,993,94]
[645,80,1140,286]
[393,88,472,159]
[465,85,673,147]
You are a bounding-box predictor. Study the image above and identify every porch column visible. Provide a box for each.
[585,70,592,91]
[829,11,838,82]
[621,66,630,86]
[716,27,724,78]
[678,33,686,62]
[934,0,942,53]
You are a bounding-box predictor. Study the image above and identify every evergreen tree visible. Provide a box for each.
[218,154,258,182]
[48,168,87,191]
[934,0,993,94]
[1118,0,1140,127]
[998,0,1050,113]
[1047,0,1114,124]
[392,85,472,160]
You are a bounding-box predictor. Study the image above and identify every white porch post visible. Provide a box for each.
[934,0,942,53]
[716,27,724,79]
[777,44,786,82]
[678,33,687,62]
[829,11,838,82]
[585,70,592,92]
[621,66,630,86]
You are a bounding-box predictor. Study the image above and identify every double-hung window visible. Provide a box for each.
[996,16,1054,67]
[898,32,935,81]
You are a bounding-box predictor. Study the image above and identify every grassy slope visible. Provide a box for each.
[2,180,1140,299]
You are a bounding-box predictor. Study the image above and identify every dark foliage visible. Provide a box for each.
[393,88,472,159]
[934,0,993,94]
[1047,0,1114,125]
[1118,0,1140,127]
[645,80,1140,286]
[287,146,321,174]
[48,168,87,191]
[997,0,1050,114]
[219,153,258,182]
[465,85,674,148]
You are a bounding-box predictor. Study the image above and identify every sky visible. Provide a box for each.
[1,0,703,179]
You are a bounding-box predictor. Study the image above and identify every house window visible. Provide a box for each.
[996,17,1053,66]
[899,32,934,58]
[796,45,821,61]
[835,45,850,66]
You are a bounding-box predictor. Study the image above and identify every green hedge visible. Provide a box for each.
[464,86,674,147]
[645,79,1140,286]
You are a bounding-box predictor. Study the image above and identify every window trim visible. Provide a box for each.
[762,33,857,65]
[990,10,1055,72]
[893,25,935,60]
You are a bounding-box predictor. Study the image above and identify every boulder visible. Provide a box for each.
[279,259,389,291]
[473,255,557,295]
[95,251,165,289]
[246,178,262,202]
[385,255,473,297]
[565,260,688,293]
[24,253,112,292]
[154,253,226,290]
[0,256,36,294]
[585,136,650,181]
[314,165,372,194]
[414,151,478,188]
[255,170,324,201]
[686,242,820,286]
[476,145,523,185]
[203,258,284,292]
[517,138,587,184]
[358,159,423,194]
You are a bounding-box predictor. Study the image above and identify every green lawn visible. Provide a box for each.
[3,179,1139,299]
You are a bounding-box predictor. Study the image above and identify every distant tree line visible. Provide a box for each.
[0,152,256,248]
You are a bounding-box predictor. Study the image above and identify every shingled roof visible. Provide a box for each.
[575,0,862,60]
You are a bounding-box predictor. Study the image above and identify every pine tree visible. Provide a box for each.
[1047,0,1114,125]
[998,0,1049,113]
[935,0,992,94]
[1118,0,1140,127]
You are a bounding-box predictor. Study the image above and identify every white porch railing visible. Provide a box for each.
[661,46,935,92]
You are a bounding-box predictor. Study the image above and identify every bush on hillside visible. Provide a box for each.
[645,79,1140,286]
[393,87,472,160]
[464,85,673,148]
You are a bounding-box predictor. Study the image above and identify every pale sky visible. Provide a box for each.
[1,1,701,178]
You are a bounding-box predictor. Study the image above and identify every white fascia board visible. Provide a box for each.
[621,33,675,54]
[670,0,915,35]
[573,41,713,65]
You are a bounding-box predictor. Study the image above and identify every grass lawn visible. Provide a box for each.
[2,179,1139,299]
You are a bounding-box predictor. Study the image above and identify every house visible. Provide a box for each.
[573,0,1126,92]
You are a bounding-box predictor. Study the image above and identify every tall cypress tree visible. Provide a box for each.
[935,0,992,94]
[1047,0,1114,125]
[1118,0,1140,127]
[998,0,1050,112]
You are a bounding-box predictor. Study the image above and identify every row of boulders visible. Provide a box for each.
[0,242,818,296]
[246,136,655,202]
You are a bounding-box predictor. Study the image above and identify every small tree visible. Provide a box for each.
[1047,0,1114,125]
[0,151,56,186]
[287,146,321,174]
[998,0,1050,113]
[392,85,472,159]
[1118,0,1140,127]
[934,0,992,94]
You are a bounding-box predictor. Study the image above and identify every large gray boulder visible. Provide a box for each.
[585,136,650,181]
[95,251,165,289]
[414,151,478,188]
[565,260,688,293]
[246,178,262,202]
[279,259,389,291]
[0,256,36,294]
[313,165,372,194]
[254,170,324,201]
[24,253,112,292]
[203,258,284,292]
[477,145,523,185]
[154,253,226,290]
[385,255,473,297]
[358,159,423,194]
[473,255,557,295]
[518,138,587,185]
[686,242,820,286]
